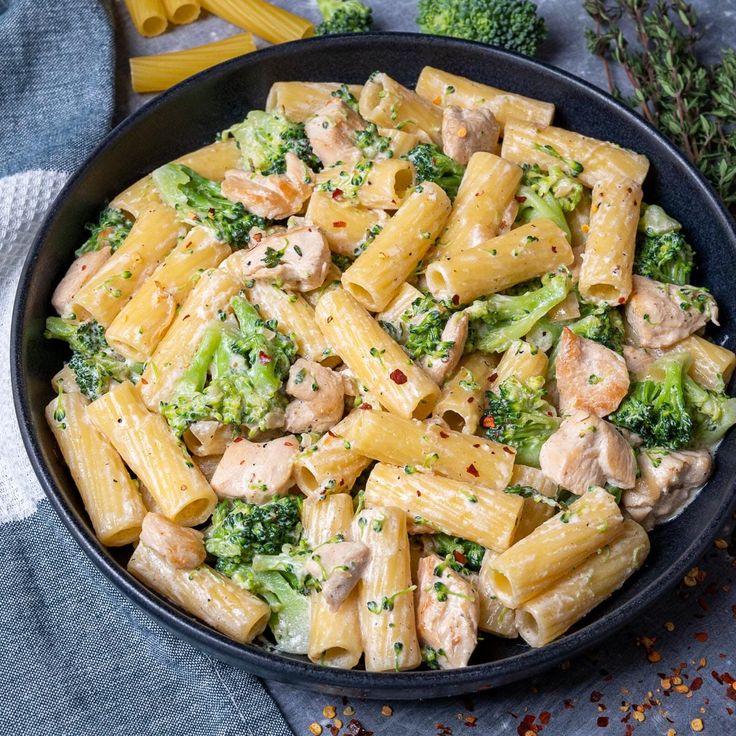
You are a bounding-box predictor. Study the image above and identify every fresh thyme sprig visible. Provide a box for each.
[583,0,736,210]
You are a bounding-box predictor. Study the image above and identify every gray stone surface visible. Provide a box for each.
[114,2,736,733]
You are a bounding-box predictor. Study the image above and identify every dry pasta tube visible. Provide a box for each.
[488,486,624,608]
[130,33,257,93]
[516,520,650,646]
[477,551,518,638]
[128,543,270,643]
[342,182,451,312]
[501,120,650,189]
[490,340,548,391]
[303,494,362,668]
[508,464,558,543]
[578,178,643,305]
[106,227,231,361]
[162,0,200,24]
[125,0,167,37]
[415,66,555,130]
[200,0,314,44]
[365,464,524,553]
[432,352,498,434]
[357,159,415,211]
[426,218,573,304]
[433,152,522,261]
[359,72,443,144]
[294,411,372,497]
[337,411,515,491]
[72,204,184,327]
[88,381,217,527]
[315,287,440,419]
[46,392,146,546]
[266,82,364,123]
[352,507,421,672]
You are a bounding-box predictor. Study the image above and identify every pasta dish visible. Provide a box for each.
[44,67,736,670]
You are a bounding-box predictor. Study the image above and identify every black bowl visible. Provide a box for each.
[12,33,736,699]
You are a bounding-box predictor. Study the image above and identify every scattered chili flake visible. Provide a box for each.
[551,246,558,253]
[433,95,442,105]
[390,369,407,384]
[597,716,609,727]
[333,220,347,228]
[453,550,468,565]
[330,727,339,736]
[463,714,477,727]
[323,706,336,719]
[539,712,550,725]
[452,294,460,306]
[332,188,343,200]
[691,677,704,691]
[690,718,704,732]
[502,446,514,454]
[715,538,728,549]
[309,723,323,735]
[694,632,709,642]
[258,351,271,364]
[466,463,479,477]
[666,730,677,736]
[344,719,373,736]
[482,416,495,428]
[252,232,262,242]
[563,699,574,709]
[590,691,603,703]
[439,431,449,438]
[664,621,675,632]
[381,705,393,717]
[359,403,373,410]
[648,651,662,663]
[618,297,626,305]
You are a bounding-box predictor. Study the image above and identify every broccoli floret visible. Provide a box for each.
[482,375,560,466]
[634,232,694,286]
[402,294,457,361]
[683,376,736,446]
[222,110,321,175]
[465,269,572,353]
[610,354,693,449]
[402,143,465,199]
[416,0,547,57]
[152,164,266,247]
[569,299,625,353]
[354,123,393,159]
[330,83,359,111]
[75,207,132,257]
[44,317,143,400]
[422,645,446,669]
[316,0,373,34]
[638,204,682,236]
[515,163,583,240]
[317,158,374,200]
[160,295,296,436]
[432,533,485,572]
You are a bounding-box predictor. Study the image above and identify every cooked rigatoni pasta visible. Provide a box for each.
[342,182,451,311]
[303,494,362,668]
[352,506,421,672]
[337,411,515,491]
[415,66,555,130]
[365,463,524,552]
[578,178,643,305]
[47,67,733,670]
[426,218,573,303]
[46,391,146,546]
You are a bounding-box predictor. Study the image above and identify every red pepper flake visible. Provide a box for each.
[516,195,527,203]
[691,676,703,691]
[590,691,603,703]
[694,632,709,642]
[502,446,514,454]
[618,297,626,305]
[466,463,479,477]
[712,670,724,685]
[140,377,148,385]
[551,246,557,253]
[439,431,449,438]
[596,716,609,727]
[482,416,495,428]
[452,294,460,306]
[258,351,271,364]
[472,443,480,448]
[467,397,475,404]
[563,699,574,709]
[332,220,347,228]
[359,403,373,410]
[539,712,551,725]
[390,369,408,384]
[327,431,337,438]
[344,720,374,736]
[252,232,262,242]
[332,188,343,200]
[453,550,468,565]
[463,715,477,727]
[489,372,498,383]
[697,596,710,611]
[624,725,634,736]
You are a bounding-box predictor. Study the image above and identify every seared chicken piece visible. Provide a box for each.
[304,99,366,167]
[221,152,314,220]
[139,512,206,570]
[441,105,500,165]
[305,540,370,612]
[556,328,629,417]
[625,275,718,349]
[416,553,479,669]
[231,225,330,291]
[284,358,345,433]
[623,344,655,379]
[420,312,469,386]
[210,435,299,503]
[52,246,111,315]
[539,412,637,494]
[623,448,712,530]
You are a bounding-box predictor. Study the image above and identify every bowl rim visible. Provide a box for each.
[11,31,736,697]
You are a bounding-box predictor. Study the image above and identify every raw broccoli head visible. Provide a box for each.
[152,164,267,247]
[432,533,485,572]
[634,231,694,286]
[465,269,572,353]
[417,0,547,57]
[481,375,560,466]
[684,376,736,446]
[610,354,693,449]
[75,207,132,257]
[402,143,465,199]
[222,110,321,175]
[569,299,625,353]
[317,0,373,34]
[44,317,143,400]
[160,295,296,436]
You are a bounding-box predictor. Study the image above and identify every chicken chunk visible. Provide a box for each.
[441,105,500,165]
[420,312,469,385]
[415,554,479,669]
[305,540,370,612]
[284,358,345,433]
[539,412,637,494]
[304,99,366,167]
[623,344,655,379]
[221,152,314,220]
[52,246,111,315]
[556,328,629,417]
[231,225,330,291]
[139,512,206,570]
[623,448,712,530]
[210,435,299,504]
[625,275,718,349]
